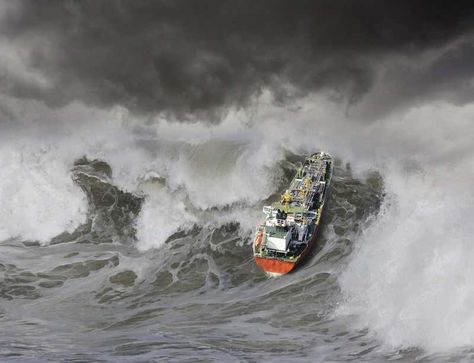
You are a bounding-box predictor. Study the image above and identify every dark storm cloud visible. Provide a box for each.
[1,0,473,118]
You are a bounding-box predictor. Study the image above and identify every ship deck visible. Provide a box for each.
[270,202,307,214]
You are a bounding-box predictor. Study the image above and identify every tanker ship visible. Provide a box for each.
[253,152,332,276]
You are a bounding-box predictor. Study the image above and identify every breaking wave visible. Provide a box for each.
[0,143,88,243]
[339,164,474,352]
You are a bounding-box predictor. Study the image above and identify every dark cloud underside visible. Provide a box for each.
[1,0,473,118]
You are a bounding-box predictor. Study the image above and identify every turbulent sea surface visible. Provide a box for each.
[1,101,474,362]
[0,154,388,362]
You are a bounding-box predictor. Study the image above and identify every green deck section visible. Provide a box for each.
[271,202,307,214]
[270,153,332,215]
[260,250,298,261]
[264,225,287,238]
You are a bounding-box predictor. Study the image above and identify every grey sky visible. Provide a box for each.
[0,0,472,121]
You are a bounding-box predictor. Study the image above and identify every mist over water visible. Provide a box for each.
[0,92,473,361]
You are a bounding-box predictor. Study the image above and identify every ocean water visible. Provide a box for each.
[1,97,474,362]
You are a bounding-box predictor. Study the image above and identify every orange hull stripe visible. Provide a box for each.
[254,257,296,274]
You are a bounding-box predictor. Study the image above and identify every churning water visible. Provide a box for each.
[1,96,474,362]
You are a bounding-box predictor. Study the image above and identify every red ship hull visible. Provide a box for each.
[254,228,318,276]
[254,256,296,275]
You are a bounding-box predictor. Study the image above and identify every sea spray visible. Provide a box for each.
[339,164,474,352]
[0,143,87,243]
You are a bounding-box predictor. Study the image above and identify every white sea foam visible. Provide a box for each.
[336,102,474,352]
[135,182,197,251]
[0,143,88,243]
[339,164,474,351]
[0,100,132,244]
